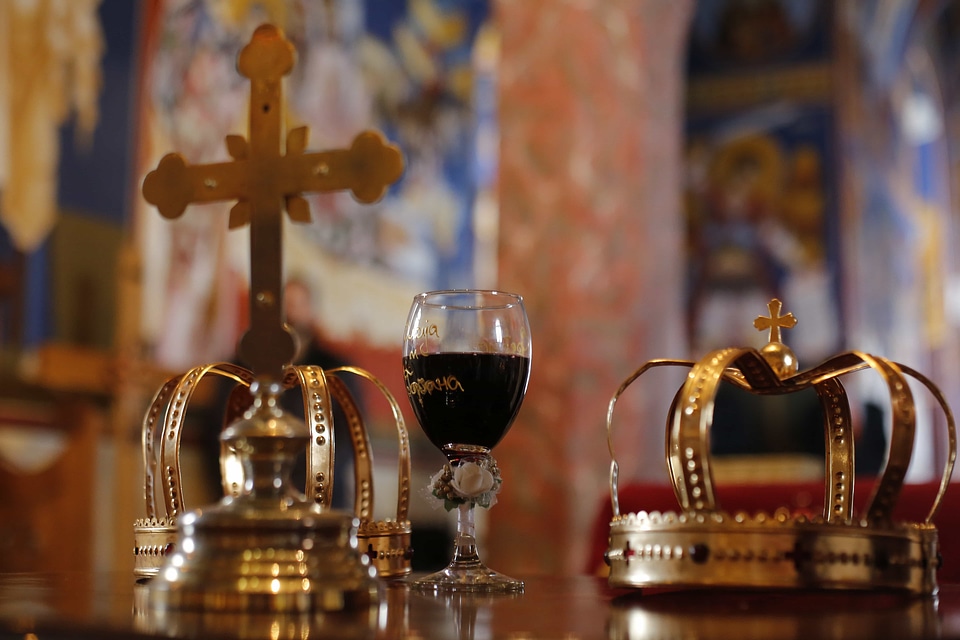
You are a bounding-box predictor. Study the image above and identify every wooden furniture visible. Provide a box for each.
[0,385,103,575]
[0,573,958,638]
[0,250,24,347]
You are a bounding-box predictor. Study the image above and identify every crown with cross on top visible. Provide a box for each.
[135,25,413,582]
[603,296,957,595]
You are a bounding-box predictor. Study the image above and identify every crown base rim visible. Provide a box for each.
[607,523,940,595]
[135,521,413,579]
[358,525,413,578]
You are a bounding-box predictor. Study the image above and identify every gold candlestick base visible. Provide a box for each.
[146,380,378,614]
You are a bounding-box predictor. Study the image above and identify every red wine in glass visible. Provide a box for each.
[402,352,530,452]
[402,289,531,593]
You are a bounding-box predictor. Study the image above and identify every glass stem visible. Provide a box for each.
[451,503,482,567]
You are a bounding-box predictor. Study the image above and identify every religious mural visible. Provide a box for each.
[684,0,960,480]
[683,0,840,364]
[137,0,493,370]
[685,110,838,360]
[939,1,960,221]
[687,0,829,72]
[0,0,107,350]
[837,0,958,480]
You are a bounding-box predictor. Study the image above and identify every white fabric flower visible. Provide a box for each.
[450,461,495,498]
[424,459,502,510]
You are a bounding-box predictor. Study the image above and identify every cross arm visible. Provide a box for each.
[142,154,250,219]
[280,131,403,204]
[753,298,797,344]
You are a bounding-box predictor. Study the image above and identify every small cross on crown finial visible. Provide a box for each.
[753,298,797,344]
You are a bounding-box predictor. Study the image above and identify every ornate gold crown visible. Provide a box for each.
[133,362,412,580]
[134,23,410,591]
[604,299,956,595]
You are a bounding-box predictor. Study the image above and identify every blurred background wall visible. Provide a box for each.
[1,0,959,578]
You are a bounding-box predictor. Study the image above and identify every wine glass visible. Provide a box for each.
[402,290,531,593]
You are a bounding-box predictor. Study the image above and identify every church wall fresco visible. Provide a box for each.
[134,0,493,376]
[494,0,692,576]
[836,0,959,481]
[683,0,840,364]
[683,0,960,482]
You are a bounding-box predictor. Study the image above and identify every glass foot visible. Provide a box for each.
[412,561,524,594]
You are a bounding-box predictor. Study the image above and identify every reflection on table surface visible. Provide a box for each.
[2,572,960,639]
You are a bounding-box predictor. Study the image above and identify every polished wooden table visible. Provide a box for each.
[2,572,960,638]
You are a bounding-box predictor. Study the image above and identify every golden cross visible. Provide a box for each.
[142,24,403,382]
[753,298,797,344]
